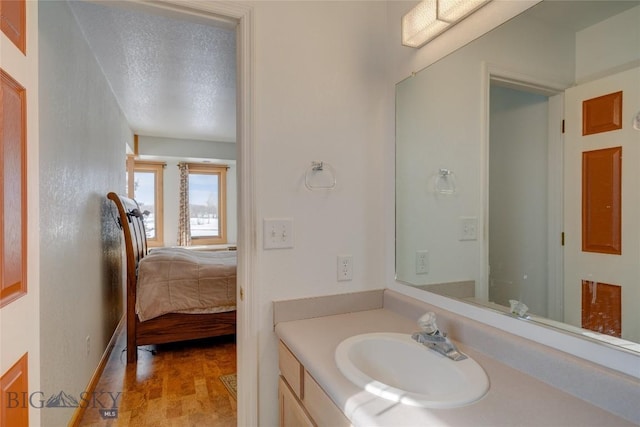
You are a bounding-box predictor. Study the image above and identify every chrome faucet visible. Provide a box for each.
[411,312,467,361]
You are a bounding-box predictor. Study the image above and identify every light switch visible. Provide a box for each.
[459,216,478,241]
[263,218,294,249]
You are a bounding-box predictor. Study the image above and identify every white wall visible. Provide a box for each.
[575,5,640,83]
[38,2,130,425]
[251,1,390,423]
[138,135,236,161]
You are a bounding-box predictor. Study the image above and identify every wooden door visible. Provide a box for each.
[0,1,38,426]
[564,66,640,343]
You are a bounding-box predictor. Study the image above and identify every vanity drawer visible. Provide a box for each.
[303,370,351,427]
[278,341,303,398]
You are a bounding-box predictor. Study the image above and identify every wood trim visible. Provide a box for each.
[133,160,166,167]
[0,0,26,54]
[187,164,228,245]
[1,68,27,308]
[68,317,125,427]
[186,162,230,170]
[131,160,165,246]
[126,155,135,197]
[582,91,623,136]
[582,147,622,254]
[1,353,28,427]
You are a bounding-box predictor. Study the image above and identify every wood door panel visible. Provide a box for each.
[581,281,621,338]
[582,91,622,135]
[1,353,29,427]
[0,0,26,54]
[1,68,27,307]
[582,147,621,255]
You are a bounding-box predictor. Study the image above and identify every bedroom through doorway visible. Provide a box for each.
[68,1,249,424]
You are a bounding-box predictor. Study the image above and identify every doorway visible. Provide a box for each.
[481,65,565,321]
[489,84,553,317]
[77,1,256,424]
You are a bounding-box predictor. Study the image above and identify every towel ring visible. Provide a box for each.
[305,161,336,190]
[434,168,456,195]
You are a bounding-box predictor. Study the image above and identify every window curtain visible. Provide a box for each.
[177,162,191,246]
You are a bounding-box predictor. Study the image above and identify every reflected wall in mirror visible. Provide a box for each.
[396,0,640,353]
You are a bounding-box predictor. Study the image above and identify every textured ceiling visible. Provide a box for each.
[69,1,236,142]
[69,0,636,144]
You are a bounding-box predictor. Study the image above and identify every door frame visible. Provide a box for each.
[131,1,257,425]
[480,62,567,318]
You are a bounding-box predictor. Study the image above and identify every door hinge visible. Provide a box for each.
[562,119,565,134]
[561,232,565,246]
[240,287,245,301]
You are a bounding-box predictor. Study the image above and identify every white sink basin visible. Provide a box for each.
[335,332,489,408]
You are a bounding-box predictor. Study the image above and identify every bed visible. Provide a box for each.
[107,192,236,363]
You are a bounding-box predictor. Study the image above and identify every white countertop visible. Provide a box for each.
[275,308,635,427]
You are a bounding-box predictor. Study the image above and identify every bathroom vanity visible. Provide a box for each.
[274,290,638,426]
[278,340,351,427]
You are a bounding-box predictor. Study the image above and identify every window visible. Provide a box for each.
[188,163,227,245]
[128,160,165,247]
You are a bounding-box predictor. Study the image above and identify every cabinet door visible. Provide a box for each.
[279,376,314,427]
[303,371,351,427]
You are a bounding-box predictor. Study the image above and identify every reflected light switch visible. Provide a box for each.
[459,217,478,241]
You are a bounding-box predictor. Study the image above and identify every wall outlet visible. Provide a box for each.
[263,218,294,249]
[337,255,353,281]
[416,250,429,274]
[459,216,478,241]
[86,335,91,356]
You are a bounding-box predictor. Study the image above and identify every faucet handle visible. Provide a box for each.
[417,312,439,335]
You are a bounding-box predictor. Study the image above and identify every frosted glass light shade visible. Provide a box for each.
[402,0,492,48]
[438,0,491,22]
[402,0,450,48]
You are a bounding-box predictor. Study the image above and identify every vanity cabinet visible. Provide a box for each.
[278,377,314,427]
[278,341,351,427]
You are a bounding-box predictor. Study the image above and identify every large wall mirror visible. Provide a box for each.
[396,0,640,354]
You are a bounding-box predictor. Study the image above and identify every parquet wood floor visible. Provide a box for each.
[77,327,237,427]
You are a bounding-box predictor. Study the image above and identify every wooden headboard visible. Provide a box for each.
[107,192,148,329]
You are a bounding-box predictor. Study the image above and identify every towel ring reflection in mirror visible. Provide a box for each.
[305,161,336,190]
[434,168,457,195]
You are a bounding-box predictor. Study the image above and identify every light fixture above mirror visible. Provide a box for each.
[402,0,492,48]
